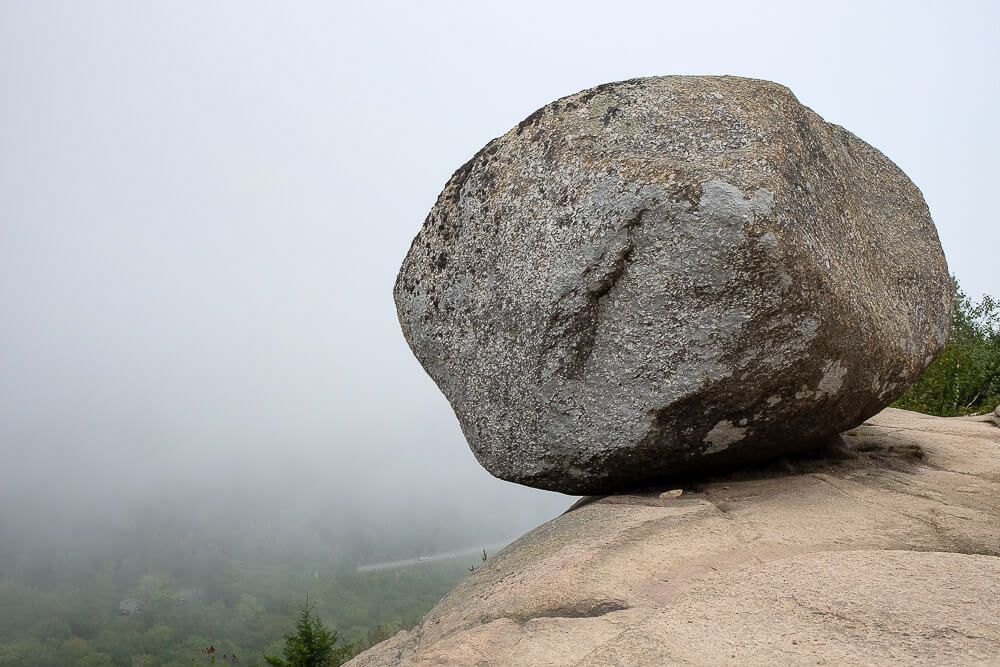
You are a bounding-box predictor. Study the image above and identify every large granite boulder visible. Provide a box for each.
[347,409,1000,666]
[395,76,952,494]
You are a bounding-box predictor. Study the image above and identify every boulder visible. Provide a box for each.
[347,409,1000,666]
[394,76,952,494]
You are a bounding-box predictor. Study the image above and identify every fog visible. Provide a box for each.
[1,1,997,554]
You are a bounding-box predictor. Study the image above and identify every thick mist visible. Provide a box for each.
[1,1,998,559]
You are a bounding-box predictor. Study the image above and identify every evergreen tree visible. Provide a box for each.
[264,598,351,667]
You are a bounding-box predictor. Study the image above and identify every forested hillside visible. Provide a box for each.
[0,502,521,666]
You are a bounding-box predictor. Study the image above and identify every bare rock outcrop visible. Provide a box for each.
[348,409,1000,666]
[394,76,952,494]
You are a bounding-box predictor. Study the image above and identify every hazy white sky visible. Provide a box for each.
[1,2,996,522]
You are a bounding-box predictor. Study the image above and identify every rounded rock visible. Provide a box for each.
[394,76,952,494]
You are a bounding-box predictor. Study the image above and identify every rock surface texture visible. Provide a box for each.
[347,409,1000,666]
[394,76,952,494]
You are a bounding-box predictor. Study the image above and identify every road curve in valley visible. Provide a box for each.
[356,541,513,573]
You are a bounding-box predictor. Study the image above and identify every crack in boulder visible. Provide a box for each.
[539,209,648,380]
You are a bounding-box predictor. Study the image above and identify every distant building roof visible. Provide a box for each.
[119,598,142,614]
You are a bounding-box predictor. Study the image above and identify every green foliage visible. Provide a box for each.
[263,599,350,667]
[894,283,1000,416]
[0,509,465,667]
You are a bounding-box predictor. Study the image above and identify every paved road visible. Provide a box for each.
[356,540,513,573]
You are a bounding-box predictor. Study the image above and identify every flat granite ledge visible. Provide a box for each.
[347,408,1000,667]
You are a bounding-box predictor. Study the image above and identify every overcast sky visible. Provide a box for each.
[1,2,996,530]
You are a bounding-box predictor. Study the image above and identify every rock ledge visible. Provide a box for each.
[348,409,1000,666]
